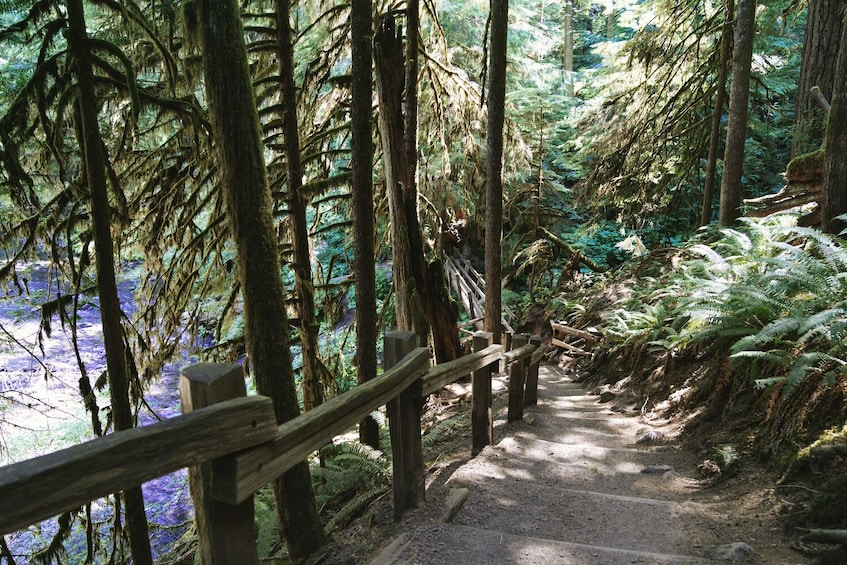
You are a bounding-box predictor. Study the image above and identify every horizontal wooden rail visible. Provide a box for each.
[502,342,535,364]
[0,327,544,555]
[0,396,277,536]
[421,343,502,396]
[210,347,431,504]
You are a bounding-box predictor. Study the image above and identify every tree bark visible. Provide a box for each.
[351,0,380,449]
[485,0,508,345]
[718,0,755,226]
[564,1,574,96]
[822,9,847,235]
[374,11,462,363]
[792,0,844,158]
[197,0,326,559]
[276,0,324,413]
[701,0,734,226]
[65,2,152,562]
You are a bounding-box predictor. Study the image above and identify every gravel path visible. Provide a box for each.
[369,365,804,564]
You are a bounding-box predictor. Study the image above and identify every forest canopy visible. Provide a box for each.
[1,0,846,561]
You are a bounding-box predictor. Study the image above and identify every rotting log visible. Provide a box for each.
[210,347,431,504]
[180,364,259,564]
[0,395,277,536]
[800,528,847,546]
[539,226,605,273]
[550,321,599,346]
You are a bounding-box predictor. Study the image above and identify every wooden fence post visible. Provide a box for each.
[472,331,494,455]
[525,336,542,407]
[508,334,529,422]
[179,364,258,565]
[384,331,425,521]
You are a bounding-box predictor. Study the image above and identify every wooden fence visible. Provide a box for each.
[0,330,544,562]
[444,252,516,336]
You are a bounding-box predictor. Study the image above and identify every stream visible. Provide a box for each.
[1,262,195,562]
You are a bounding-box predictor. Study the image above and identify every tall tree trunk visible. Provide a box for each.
[485,0,508,345]
[351,0,380,449]
[792,0,844,158]
[718,0,755,226]
[606,1,615,41]
[564,0,574,96]
[196,1,326,559]
[374,11,462,363]
[65,2,152,563]
[276,0,323,412]
[701,0,734,226]
[822,9,847,235]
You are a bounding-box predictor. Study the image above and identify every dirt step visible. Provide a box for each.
[443,473,720,556]
[371,523,709,564]
[450,436,699,495]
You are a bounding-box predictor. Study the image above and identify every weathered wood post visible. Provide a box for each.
[179,364,258,564]
[525,336,543,407]
[472,331,495,455]
[384,331,425,521]
[508,334,529,422]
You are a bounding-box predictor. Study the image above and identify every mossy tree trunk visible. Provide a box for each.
[374,9,462,363]
[65,1,152,562]
[485,0,508,345]
[793,0,844,158]
[701,0,733,226]
[718,0,755,226]
[822,9,847,235]
[196,0,326,559]
[276,0,324,412]
[351,0,380,449]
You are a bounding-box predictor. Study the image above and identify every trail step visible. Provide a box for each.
[371,523,709,564]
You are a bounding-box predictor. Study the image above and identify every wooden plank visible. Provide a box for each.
[211,348,431,504]
[440,487,470,523]
[180,364,258,565]
[471,332,494,456]
[507,335,529,422]
[421,344,502,396]
[0,395,277,536]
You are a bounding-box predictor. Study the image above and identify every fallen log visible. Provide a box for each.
[551,321,599,346]
[539,227,605,273]
[800,528,847,546]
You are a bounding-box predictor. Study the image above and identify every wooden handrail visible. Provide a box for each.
[210,347,431,504]
[0,329,545,552]
[0,396,277,536]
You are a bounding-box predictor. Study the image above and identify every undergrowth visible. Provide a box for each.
[578,213,847,461]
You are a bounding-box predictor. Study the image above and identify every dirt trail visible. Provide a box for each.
[369,365,805,564]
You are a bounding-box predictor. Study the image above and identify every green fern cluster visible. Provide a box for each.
[312,442,391,534]
[603,213,847,394]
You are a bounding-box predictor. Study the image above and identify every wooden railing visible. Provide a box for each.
[0,330,545,562]
[444,252,516,336]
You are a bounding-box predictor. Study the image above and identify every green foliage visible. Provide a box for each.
[313,442,391,534]
[602,215,847,394]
